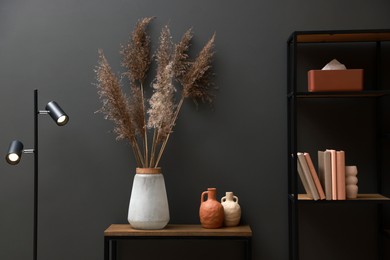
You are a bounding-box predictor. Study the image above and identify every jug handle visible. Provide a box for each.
[234,196,239,203]
[201,191,208,203]
[221,196,226,203]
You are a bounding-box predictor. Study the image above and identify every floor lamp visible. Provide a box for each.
[5,89,69,260]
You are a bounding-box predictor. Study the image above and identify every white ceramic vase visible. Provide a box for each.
[128,168,169,229]
[221,192,241,227]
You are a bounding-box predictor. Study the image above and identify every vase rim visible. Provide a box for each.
[136,167,162,174]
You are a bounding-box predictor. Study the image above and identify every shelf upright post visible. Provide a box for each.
[287,31,299,260]
[292,32,299,260]
[375,40,384,260]
[287,34,293,260]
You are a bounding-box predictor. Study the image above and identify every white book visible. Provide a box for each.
[318,151,332,200]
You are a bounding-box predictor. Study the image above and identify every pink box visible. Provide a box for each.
[308,69,363,92]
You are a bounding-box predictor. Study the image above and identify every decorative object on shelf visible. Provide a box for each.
[5,89,69,260]
[128,168,169,229]
[200,188,224,229]
[94,17,216,229]
[345,166,358,199]
[308,59,363,92]
[221,192,241,227]
[322,59,347,70]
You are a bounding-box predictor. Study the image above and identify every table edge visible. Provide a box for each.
[104,224,252,237]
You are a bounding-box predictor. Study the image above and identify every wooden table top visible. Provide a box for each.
[104,224,252,237]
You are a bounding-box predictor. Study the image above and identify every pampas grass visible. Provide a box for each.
[95,17,216,168]
[95,49,144,166]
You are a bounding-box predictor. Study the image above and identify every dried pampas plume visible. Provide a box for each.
[95,49,144,166]
[148,25,175,132]
[95,17,216,168]
[182,33,216,104]
[152,33,216,167]
[173,28,193,83]
[121,16,155,166]
[121,17,154,84]
[148,62,176,138]
[155,25,173,78]
[96,49,133,141]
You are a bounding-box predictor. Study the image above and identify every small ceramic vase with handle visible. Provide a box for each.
[199,188,224,229]
[221,192,241,227]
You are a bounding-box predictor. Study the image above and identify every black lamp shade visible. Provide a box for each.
[46,101,69,126]
[6,140,24,165]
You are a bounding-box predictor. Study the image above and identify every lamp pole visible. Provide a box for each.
[5,89,68,260]
[34,89,39,260]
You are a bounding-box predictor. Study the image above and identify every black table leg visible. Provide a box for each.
[246,237,252,260]
[104,237,109,260]
[111,239,117,260]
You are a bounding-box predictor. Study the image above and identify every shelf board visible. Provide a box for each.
[104,224,252,237]
[289,30,390,43]
[289,193,390,203]
[288,90,390,98]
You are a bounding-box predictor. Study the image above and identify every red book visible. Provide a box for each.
[336,151,346,200]
[327,149,337,200]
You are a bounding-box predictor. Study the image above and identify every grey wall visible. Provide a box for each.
[0,0,389,260]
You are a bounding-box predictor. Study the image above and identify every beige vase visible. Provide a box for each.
[221,192,241,227]
[199,188,224,229]
[345,166,358,199]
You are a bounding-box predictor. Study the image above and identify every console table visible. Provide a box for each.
[104,224,252,260]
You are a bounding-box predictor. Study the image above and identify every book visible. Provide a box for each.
[297,156,313,199]
[327,149,337,200]
[336,150,346,200]
[297,153,320,200]
[304,153,325,200]
[318,151,332,200]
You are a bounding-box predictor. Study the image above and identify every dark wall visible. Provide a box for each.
[0,1,389,259]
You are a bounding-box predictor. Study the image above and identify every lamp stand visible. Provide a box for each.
[6,89,68,260]
[34,89,39,260]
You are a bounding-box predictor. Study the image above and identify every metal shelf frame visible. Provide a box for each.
[287,29,390,260]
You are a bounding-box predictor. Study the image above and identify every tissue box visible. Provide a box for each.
[308,69,363,92]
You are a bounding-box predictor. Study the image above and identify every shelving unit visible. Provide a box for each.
[287,29,390,260]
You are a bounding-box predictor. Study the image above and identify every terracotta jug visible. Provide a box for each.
[221,192,241,227]
[199,188,224,228]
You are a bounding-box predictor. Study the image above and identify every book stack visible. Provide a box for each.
[297,150,346,200]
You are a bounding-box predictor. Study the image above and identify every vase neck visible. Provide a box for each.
[136,167,161,174]
[225,192,234,201]
[207,188,217,200]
